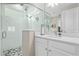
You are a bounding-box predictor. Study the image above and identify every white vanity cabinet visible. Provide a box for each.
[35,36,79,56]
[61,7,79,33]
[48,40,75,56]
[35,37,48,56]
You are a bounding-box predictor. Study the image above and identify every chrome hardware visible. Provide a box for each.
[2,31,7,39]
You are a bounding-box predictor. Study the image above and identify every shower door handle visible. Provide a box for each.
[2,31,7,39]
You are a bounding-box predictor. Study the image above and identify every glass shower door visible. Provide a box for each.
[1,4,28,56]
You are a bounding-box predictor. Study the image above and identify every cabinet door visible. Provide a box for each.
[73,7,79,33]
[48,40,73,56]
[61,8,74,33]
[65,9,74,33]
[48,48,71,56]
[35,38,47,56]
[35,45,47,56]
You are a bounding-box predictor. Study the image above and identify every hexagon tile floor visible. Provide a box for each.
[3,47,23,56]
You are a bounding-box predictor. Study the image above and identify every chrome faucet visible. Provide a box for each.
[57,26,62,36]
[40,24,45,35]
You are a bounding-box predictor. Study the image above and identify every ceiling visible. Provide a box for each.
[32,3,79,17]
[5,3,79,17]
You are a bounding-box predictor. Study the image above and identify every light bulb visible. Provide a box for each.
[47,3,58,7]
[47,3,54,7]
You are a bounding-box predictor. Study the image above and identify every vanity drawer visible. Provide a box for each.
[48,40,76,54]
[48,47,72,56]
[35,38,48,47]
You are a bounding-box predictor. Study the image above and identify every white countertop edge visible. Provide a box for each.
[35,35,79,45]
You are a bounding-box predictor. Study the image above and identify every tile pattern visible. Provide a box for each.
[3,47,23,56]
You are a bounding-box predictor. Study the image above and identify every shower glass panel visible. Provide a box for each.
[44,14,52,34]
[26,3,52,35]
[26,4,45,34]
[0,3,52,56]
[1,4,28,56]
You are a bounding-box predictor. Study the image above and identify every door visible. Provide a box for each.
[61,8,74,33]
[73,7,79,33]
[35,38,48,56]
[65,9,74,33]
[35,45,47,56]
[1,4,28,56]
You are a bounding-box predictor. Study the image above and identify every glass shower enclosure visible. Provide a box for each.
[0,3,52,56]
[0,4,28,56]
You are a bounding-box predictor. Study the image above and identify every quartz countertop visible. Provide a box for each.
[35,34,79,45]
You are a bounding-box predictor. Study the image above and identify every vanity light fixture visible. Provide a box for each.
[47,3,58,7]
